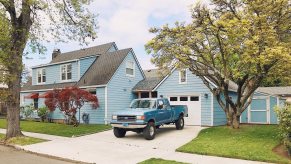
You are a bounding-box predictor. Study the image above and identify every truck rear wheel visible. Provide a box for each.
[143,122,156,140]
[113,127,126,138]
[175,116,184,130]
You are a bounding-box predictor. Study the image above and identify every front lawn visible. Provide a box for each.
[139,158,188,164]
[0,133,46,145]
[177,125,290,164]
[0,119,111,137]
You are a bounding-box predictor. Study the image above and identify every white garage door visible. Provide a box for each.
[168,95,201,126]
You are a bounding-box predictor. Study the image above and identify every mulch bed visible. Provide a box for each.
[272,144,291,160]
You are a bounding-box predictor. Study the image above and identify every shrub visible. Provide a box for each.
[37,106,49,122]
[275,105,291,156]
[20,104,34,119]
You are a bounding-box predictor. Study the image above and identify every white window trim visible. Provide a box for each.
[125,61,135,77]
[37,68,46,84]
[179,69,187,84]
[60,63,72,82]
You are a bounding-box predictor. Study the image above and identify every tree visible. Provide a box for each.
[0,0,98,138]
[146,0,291,128]
[44,87,99,126]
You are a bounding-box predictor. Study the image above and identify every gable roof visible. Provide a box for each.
[257,86,291,96]
[22,44,132,91]
[133,69,168,91]
[77,48,132,86]
[133,68,238,92]
[50,42,115,63]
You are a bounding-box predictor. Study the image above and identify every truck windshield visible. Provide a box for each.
[130,100,156,109]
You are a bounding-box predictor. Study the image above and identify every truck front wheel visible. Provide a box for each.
[143,122,156,140]
[113,127,126,138]
[175,116,184,130]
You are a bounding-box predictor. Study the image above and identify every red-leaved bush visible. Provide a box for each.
[44,86,99,126]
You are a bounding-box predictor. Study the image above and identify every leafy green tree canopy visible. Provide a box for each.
[146,0,291,128]
[0,0,98,138]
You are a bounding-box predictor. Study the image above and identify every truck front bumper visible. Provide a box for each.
[111,123,147,129]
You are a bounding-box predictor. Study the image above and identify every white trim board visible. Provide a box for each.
[21,85,107,93]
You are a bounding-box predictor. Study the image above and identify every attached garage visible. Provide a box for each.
[168,95,201,126]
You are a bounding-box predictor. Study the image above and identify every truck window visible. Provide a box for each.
[130,99,156,109]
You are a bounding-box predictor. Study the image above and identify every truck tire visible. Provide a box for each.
[175,116,184,130]
[143,122,156,140]
[113,127,126,138]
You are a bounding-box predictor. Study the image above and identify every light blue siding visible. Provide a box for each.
[240,110,248,123]
[156,69,212,126]
[107,51,144,122]
[32,61,78,85]
[80,56,97,77]
[76,87,106,124]
[108,44,118,52]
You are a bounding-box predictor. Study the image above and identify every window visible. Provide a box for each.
[37,68,46,84]
[179,69,187,84]
[61,64,72,81]
[180,96,188,101]
[190,96,199,101]
[126,61,134,76]
[170,97,178,101]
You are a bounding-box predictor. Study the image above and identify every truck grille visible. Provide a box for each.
[117,115,136,122]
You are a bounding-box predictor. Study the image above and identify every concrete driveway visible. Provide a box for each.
[20,125,266,164]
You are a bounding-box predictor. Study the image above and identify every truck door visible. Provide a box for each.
[156,99,171,123]
[163,99,173,122]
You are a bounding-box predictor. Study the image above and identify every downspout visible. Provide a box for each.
[105,86,108,124]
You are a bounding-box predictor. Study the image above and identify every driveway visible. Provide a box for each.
[20,125,266,164]
[0,145,74,164]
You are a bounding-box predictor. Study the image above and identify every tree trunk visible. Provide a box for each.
[6,74,23,138]
[232,115,240,129]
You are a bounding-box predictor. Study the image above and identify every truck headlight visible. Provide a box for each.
[136,115,145,120]
[112,115,117,120]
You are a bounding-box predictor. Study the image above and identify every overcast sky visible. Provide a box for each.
[23,0,195,70]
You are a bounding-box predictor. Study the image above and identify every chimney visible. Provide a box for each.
[52,49,61,59]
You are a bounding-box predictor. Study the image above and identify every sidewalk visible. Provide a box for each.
[0,128,67,141]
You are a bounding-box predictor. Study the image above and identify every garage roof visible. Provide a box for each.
[257,86,291,96]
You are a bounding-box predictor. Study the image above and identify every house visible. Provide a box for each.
[133,69,285,126]
[21,42,285,126]
[21,42,145,124]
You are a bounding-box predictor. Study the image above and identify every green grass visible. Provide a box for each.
[139,158,188,164]
[0,133,46,145]
[0,119,111,137]
[177,125,291,164]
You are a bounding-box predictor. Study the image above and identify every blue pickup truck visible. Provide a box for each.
[110,98,188,140]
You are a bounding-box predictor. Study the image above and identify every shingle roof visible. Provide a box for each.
[257,86,291,96]
[133,69,167,91]
[50,42,115,63]
[22,44,132,91]
[77,48,132,86]
[21,82,76,91]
